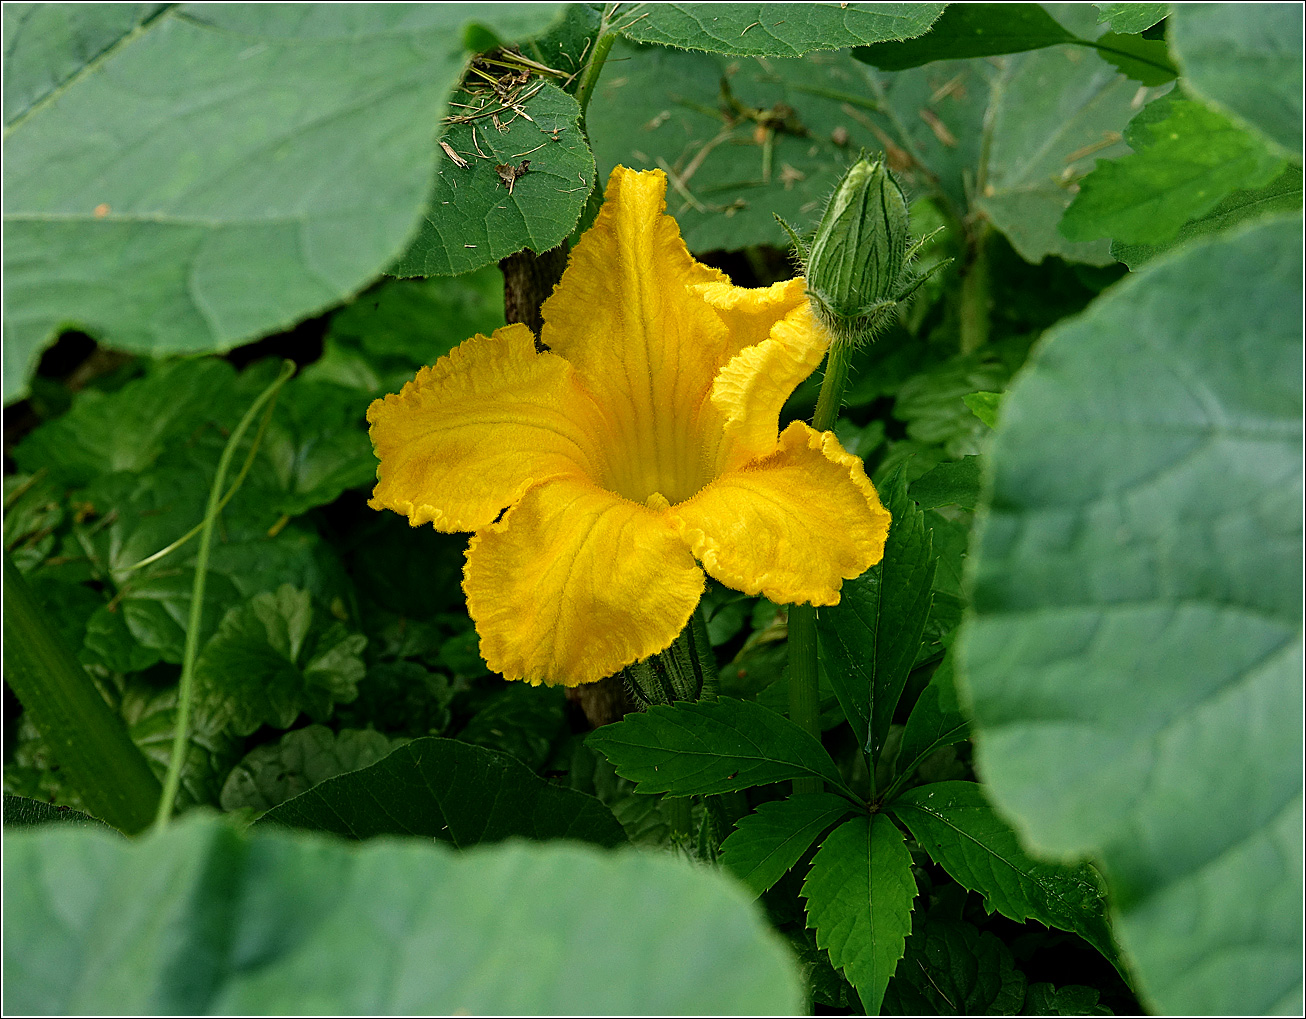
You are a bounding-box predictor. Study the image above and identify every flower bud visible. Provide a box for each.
[804,156,911,340]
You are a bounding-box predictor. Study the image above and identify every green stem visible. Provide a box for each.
[123,381,282,573]
[573,23,617,118]
[3,552,162,833]
[154,361,295,829]
[787,333,856,796]
[665,795,693,838]
[959,221,991,354]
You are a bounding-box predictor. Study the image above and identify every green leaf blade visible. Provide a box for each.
[3,815,804,1014]
[586,696,849,796]
[817,465,935,758]
[1,5,562,403]
[390,82,595,278]
[1170,2,1303,158]
[260,736,626,849]
[720,792,854,896]
[802,813,916,1014]
[889,781,1115,962]
[854,3,1076,69]
[1061,96,1286,246]
[961,217,1303,1015]
[617,2,946,57]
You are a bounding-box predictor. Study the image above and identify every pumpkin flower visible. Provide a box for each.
[367,166,890,687]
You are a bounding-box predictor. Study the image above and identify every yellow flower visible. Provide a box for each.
[367,166,890,687]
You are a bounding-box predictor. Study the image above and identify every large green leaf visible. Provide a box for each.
[1111,163,1303,269]
[261,736,626,849]
[977,46,1143,265]
[2,4,562,403]
[1061,95,1286,246]
[390,81,594,278]
[802,813,917,1014]
[1170,2,1302,158]
[854,4,1076,68]
[2,3,164,126]
[586,696,852,797]
[960,217,1302,1015]
[614,2,946,56]
[817,465,935,758]
[587,42,892,252]
[855,5,1175,84]
[3,815,804,1014]
[720,792,854,896]
[888,782,1115,962]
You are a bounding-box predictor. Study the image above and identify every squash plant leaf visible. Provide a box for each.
[961,217,1302,1015]
[3,815,803,1014]
[614,2,946,56]
[2,4,564,403]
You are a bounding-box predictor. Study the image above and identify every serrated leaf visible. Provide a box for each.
[588,42,897,253]
[889,782,1116,961]
[80,604,160,674]
[910,456,981,511]
[961,217,1302,1015]
[854,4,1076,69]
[261,736,626,849]
[391,82,593,278]
[803,814,917,1014]
[1,793,113,832]
[1022,981,1113,1016]
[1061,96,1286,246]
[2,4,564,403]
[220,725,396,813]
[3,815,804,1014]
[882,918,1027,1015]
[1112,163,1303,269]
[194,585,366,737]
[1094,3,1168,35]
[894,648,969,783]
[721,793,854,896]
[1170,2,1302,158]
[976,47,1146,266]
[586,696,851,797]
[615,2,945,56]
[817,465,934,758]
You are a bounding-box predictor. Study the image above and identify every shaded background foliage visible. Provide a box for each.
[3,3,1301,1015]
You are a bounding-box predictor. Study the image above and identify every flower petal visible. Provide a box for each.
[367,323,606,532]
[464,478,706,686]
[671,421,890,605]
[707,299,831,471]
[539,167,730,504]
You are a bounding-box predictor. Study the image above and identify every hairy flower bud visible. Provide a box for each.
[793,156,942,344]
